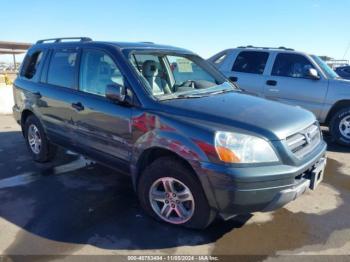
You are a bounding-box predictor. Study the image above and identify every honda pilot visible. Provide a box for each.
[13,38,327,228]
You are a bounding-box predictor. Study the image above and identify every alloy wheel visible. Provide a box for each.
[27,124,42,154]
[149,177,195,224]
[339,115,350,140]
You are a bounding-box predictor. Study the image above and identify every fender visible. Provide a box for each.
[130,128,220,210]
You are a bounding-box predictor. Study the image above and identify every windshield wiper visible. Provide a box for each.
[174,88,236,99]
[176,94,204,99]
[205,89,235,95]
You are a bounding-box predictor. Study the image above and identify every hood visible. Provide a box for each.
[161,91,316,140]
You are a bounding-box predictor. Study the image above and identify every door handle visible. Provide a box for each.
[71,102,84,111]
[229,76,238,82]
[266,80,277,86]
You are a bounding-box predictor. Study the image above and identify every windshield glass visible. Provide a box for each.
[129,52,235,100]
[312,55,339,79]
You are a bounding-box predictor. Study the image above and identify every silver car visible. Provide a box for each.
[209,46,350,146]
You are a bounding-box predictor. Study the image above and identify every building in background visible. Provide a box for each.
[0,41,31,84]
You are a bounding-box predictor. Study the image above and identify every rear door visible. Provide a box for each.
[263,53,328,118]
[72,48,133,169]
[225,50,269,96]
[33,48,81,146]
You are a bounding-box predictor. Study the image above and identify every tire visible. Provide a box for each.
[24,115,57,162]
[329,107,350,146]
[137,157,215,229]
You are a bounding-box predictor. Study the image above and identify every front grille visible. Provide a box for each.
[286,123,321,159]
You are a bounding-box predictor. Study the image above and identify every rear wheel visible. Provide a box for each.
[329,107,350,146]
[137,157,215,229]
[24,115,57,162]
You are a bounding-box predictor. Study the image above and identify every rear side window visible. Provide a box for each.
[47,50,78,88]
[21,51,43,79]
[213,53,227,64]
[272,53,315,78]
[232,51,269,74]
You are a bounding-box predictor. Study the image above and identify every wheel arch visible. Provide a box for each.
[133,147,198,191]
[133,146,219,211]
[325,100,350,125]
[20,109,35,135]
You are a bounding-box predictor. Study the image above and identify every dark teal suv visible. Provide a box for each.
[13,37,327,228]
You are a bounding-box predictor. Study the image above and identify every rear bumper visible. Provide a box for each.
[196,141,327,219]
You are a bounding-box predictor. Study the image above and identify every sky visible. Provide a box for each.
[1,0,350,63]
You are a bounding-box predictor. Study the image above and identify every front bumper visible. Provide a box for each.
[196,141,327,220]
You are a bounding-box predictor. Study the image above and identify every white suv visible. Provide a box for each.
[209,46,350,146]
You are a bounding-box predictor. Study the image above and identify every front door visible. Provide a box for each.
[72,48,133,168]
[264,53,328,118]
[38,48,81,146]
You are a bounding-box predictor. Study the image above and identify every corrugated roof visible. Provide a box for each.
[0,41,31,54]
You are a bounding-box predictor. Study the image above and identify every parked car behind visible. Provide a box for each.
[13,38,326,228]
[209,46,350,146]
[335,65,350,80]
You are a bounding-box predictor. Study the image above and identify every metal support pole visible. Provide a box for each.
[13,53,16,71]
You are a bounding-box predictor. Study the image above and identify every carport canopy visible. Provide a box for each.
[0,41,32,70]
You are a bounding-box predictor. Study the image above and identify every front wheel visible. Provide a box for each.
[329,107,350,146]
[137,157,215,229]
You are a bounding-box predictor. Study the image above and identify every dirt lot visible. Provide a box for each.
[0,114,349,261]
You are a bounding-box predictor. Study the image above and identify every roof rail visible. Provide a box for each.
[139,41,154,44]
[36,37,92,44]
[237,45,294,51]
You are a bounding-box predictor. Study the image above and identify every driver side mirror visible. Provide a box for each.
[306,68,320,80]
[106,83,126,103]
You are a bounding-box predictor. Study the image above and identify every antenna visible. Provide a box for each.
[342,41,350,60]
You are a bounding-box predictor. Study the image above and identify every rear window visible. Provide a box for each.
[47,50,78,88]
[21,51,43,79]
[232,51,269,74]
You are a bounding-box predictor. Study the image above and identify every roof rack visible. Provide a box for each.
[237,45,294,51]
[36,37,92,44]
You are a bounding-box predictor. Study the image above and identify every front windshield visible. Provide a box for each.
[312,55,339,80]
[129,52,235,100]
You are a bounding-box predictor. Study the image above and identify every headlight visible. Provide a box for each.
[214,131,279,163]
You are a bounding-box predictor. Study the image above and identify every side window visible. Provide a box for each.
[130,54,169,95]
[232,51,269,74]
[131,54,164,76]
[21,51,43,80]
[272,53,315,78]
[47,50,78,88]
[79,50,124,96]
